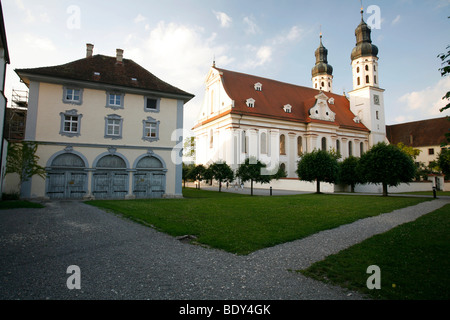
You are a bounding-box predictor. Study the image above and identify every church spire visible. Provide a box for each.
[311,30,333,92]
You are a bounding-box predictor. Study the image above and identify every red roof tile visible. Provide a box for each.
[214,67,368,132]
[15,54,194,100]
[386,117,450,147]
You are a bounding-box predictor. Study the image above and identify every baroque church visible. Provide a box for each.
[193,9,386,190]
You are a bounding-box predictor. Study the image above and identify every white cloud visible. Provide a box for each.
[243,16,260,35]
[134,14,147,24]
[126,21,234,129]
[213,11,232,28]
[398,77,450,120]
[272,25,304,45]
[243,45,272,69]
[392,15,401,25]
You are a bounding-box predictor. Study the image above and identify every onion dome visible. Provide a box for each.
[351,10,379,60]
[311,34,333,77]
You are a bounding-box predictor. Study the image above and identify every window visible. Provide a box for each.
[376,111,379,120]
[246,98,255,108]
[283,104,292,113]
[321,137,327,151]
[374,75,377,84]
[357,67,360,73]
[145,96,161,112]
[142,117,160,142]
[429,148,435,155]
[59,109,82,137]
[297,136,303,156]
[254,83,262,91]
[357,77,361,86]
[365,65,369,71]
[261,132,267,154]
[63,87,83,105]
[210,129,214,149]
[241,130,248,153]
[336,139,341,154]
[106,92,124,110]
[360,142,364,155]
[280,134,286,155]
[105,114,123,139]
[349,141,353,156]
[366,75,370,84]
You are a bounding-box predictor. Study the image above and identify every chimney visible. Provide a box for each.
[86,43,94,58]
[116,48,124,64]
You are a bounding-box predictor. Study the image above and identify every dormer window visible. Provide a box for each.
[283,104,292,113]
[246,98,255,108]
[254,83,262,91]
[328,98,335,105]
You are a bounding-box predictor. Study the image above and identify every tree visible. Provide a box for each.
[183,136,196,160]
[5,141,46,191]
[209,162,234,192]
[357,142,416,196]
[296,149,339,194]
[188,164,206,189]
[438,28,450,145]
[236,157,272,196]
[437,148,450,179]
[338,156,363,193]
[182,162,195,188]
[397,142,421,160]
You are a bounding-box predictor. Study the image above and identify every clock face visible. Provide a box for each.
[374,95,380,105]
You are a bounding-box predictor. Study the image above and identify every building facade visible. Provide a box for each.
[193,10,386,184]
[14,44,194,200]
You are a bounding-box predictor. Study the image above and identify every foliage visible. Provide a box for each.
[396,142,421,160]
[357,142,416,196]
[437,148,450,179]
[296,149,339,193]
[187,164,206,189]
[182,162,195,187]
[338,156,364,192]
[236,157,272,196]
[5,142,46,188]
[209,161,234,192]
[438,34,450,145]
[183,136,196,159]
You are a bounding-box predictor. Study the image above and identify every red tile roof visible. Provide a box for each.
[15,54,194,101]
[212,67,369,132]
[386,117,450,147]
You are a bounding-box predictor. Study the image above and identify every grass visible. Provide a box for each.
[86,188,430,255]
[300,204,450,300]
[0,200,44,210]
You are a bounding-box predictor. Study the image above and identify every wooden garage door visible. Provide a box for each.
[46,153,87,199]
[133,156,166,199]
[92,155,129,199]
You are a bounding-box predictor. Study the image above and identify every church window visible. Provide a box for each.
[374,65,376,71]
[315,83,318,88]
[241,130,248,153]
[254,83,263,91]
[374,75,377,84]
[283,104,292,113]
[349,141,353,156]
[366,75,370,84]
[321,82,325,88]
[261,132,267,154]
[357,67,360,73]
[211,90,214,114]
[280,134,286,155]
[246,98,255,108]
[297,136,303,156]
[365,65,369,71]
[357,77,361,86]
[376,111,379,120]
[321,137,327,151]
[360,142,364,155]
[210,129,214,149]
[336,140,340,154]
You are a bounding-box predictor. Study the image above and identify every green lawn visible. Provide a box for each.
[300,204,450,300]
[0,200,45,210]
[86,188,430,255]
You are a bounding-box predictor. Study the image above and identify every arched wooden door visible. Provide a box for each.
[133,156,166,199]
[92,155,129,199]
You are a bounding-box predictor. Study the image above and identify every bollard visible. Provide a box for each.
[270,187,272,196]
[433,186,437,199]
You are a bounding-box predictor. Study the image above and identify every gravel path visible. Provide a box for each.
[0,198,448,300]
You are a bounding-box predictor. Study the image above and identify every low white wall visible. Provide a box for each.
[244,178,335,193]
[352,181,434,194]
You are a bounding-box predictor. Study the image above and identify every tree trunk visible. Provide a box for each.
[316,179,321,194]
[351,183,355,193]
[219,181,222,192]
[382,182,388,196]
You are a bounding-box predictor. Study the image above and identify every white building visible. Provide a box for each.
[11,44,194,200]
[193,10,387,190]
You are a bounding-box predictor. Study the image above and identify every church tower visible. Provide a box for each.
[311,33,333,92]
[348,7,386,146]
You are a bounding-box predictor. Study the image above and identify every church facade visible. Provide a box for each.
[193,10,387,186]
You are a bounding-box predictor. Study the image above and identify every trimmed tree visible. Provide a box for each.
[209,162,234,192]
[338,156,363,193]
[438,148,450,179]
[357,142,416,196]
[296,149,339,194]
[236,157,272,196]
[188,164,206,189]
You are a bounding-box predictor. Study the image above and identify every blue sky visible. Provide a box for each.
[3,0,450,131]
